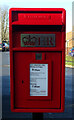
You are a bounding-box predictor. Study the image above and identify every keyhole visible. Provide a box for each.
[22,80,24,84]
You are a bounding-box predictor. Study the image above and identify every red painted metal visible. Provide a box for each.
[9,8,66,113]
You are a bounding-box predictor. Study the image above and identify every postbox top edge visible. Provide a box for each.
[9,8,66,13]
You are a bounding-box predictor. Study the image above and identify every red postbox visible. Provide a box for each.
[9,8,66,113]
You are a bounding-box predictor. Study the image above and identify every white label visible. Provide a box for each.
[30,64,48,96]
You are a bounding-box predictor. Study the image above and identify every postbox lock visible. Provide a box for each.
[22,80,24,84]
[36,53,42,60]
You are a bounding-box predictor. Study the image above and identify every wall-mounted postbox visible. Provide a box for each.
[9,8,66,113]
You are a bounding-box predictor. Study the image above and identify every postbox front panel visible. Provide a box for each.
[9,8,66,112]
[13,51,61,109]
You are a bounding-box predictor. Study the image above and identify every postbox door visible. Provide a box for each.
[13,51,61,109]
